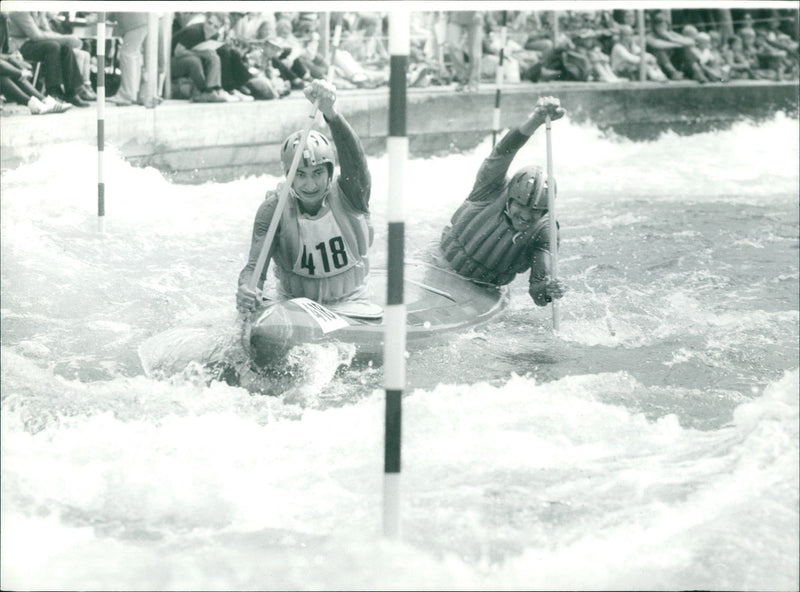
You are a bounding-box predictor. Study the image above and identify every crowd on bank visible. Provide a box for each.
[1,8,797,115]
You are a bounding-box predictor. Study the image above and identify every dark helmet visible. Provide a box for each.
[506,165,553,210]
[280,130,336,176]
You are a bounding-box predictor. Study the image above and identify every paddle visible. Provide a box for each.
[245,24,342,298]
[545,114,559,331]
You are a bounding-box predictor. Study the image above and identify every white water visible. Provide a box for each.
[1,112,798,590]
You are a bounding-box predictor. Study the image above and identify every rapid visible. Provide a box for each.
[1,112,798,590]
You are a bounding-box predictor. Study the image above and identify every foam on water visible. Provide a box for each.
[2,112,798,590]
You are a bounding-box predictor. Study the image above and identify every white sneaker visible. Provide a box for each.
[28,96,48,114]
[232,89,254,102]
[219,89,240,102]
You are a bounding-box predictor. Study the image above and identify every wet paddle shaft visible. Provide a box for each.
[546,115,559,331]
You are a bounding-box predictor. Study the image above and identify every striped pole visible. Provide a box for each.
[383,10,408,540]
[97,12,105,232]
[545,115,559,331]
[491,11,508,148]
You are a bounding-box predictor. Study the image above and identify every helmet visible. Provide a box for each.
[506,165,553,210]
[281,130,335,175]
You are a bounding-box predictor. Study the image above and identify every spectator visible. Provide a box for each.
[171,12,227,102]
[107,12,148,106]
[274,17,314,84]
[6,11,95,107]
[739,26,784,80]
[330,27,387,88]
[571,29,622,82]
[260,35,305,91]
[353,14,389,68]
[692,32,727,82]
[445,11,483,91]
[722,34,754,79]
[646,12,702,81]
[611,24,668,81]
[0,18,72,116]
[231,12,276,46]
[293,18,330,80]
[36,11,96,101]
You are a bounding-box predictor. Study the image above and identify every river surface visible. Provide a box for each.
[1,112,798,590]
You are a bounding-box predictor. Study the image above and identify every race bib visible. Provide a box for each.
[293,209,357,278]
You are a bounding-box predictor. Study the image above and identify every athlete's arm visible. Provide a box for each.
[327,112,371,213]
[236,196,279,311]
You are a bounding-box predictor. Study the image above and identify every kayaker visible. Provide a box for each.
[437,96,568,307]
[236,79,373,313]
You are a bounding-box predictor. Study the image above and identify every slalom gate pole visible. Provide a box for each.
[545,115,559,331]
[492,11,507,148]
[383,11,408,540]
[97,12,105,232]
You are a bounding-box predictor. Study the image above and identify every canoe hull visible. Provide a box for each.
[246,261,507,367]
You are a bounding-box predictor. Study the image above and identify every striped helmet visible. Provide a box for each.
[506,165,552,210]
[281,130,335,175]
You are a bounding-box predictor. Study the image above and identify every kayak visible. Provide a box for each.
[245,260,509,367]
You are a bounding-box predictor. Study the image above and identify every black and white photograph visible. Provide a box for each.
[1,1,798,590]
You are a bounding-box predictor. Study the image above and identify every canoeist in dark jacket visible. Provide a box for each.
[438,96,568,306]
[236,79,373,313]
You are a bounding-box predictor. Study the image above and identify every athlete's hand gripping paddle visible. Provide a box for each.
[545,114,559,331]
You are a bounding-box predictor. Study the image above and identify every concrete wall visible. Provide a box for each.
[2,80,797,182]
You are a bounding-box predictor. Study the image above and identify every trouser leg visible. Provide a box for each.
[0,76,33,104]
[20,39,64,95]
[117,25,147,101]
[196,49,221,89]
[59,43,84,95]
[171,54,207,91]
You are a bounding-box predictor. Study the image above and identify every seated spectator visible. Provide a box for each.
[739,26,784,80]
[6,10,95,107]
[0,41,71,113]
[260,35,305,90]
[481,21,545,84]
[274,17,314,84]
[231,12,276,47]
[753,25,791,80]
[646,12,707,81]
[293,18,330,80]
[171,12,227,102]
[330,27,387,88]
[353,14,389,68]
[36,11,96,98]
[722,34,754,79]
[571,29,623,82]
[692,32,727,82]
[107,12,148,106]
[611,24,668,81]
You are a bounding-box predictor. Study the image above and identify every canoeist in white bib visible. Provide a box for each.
[437,96,569,307]
[236,79,373,312]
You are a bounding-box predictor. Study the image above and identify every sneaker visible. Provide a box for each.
[47,99,72,113]
[65,94,91,107]
[219,89,240,102]
[231,89,254,102]
[28,96,46,114]
[77,86,97,101]
[108,95,133,106]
